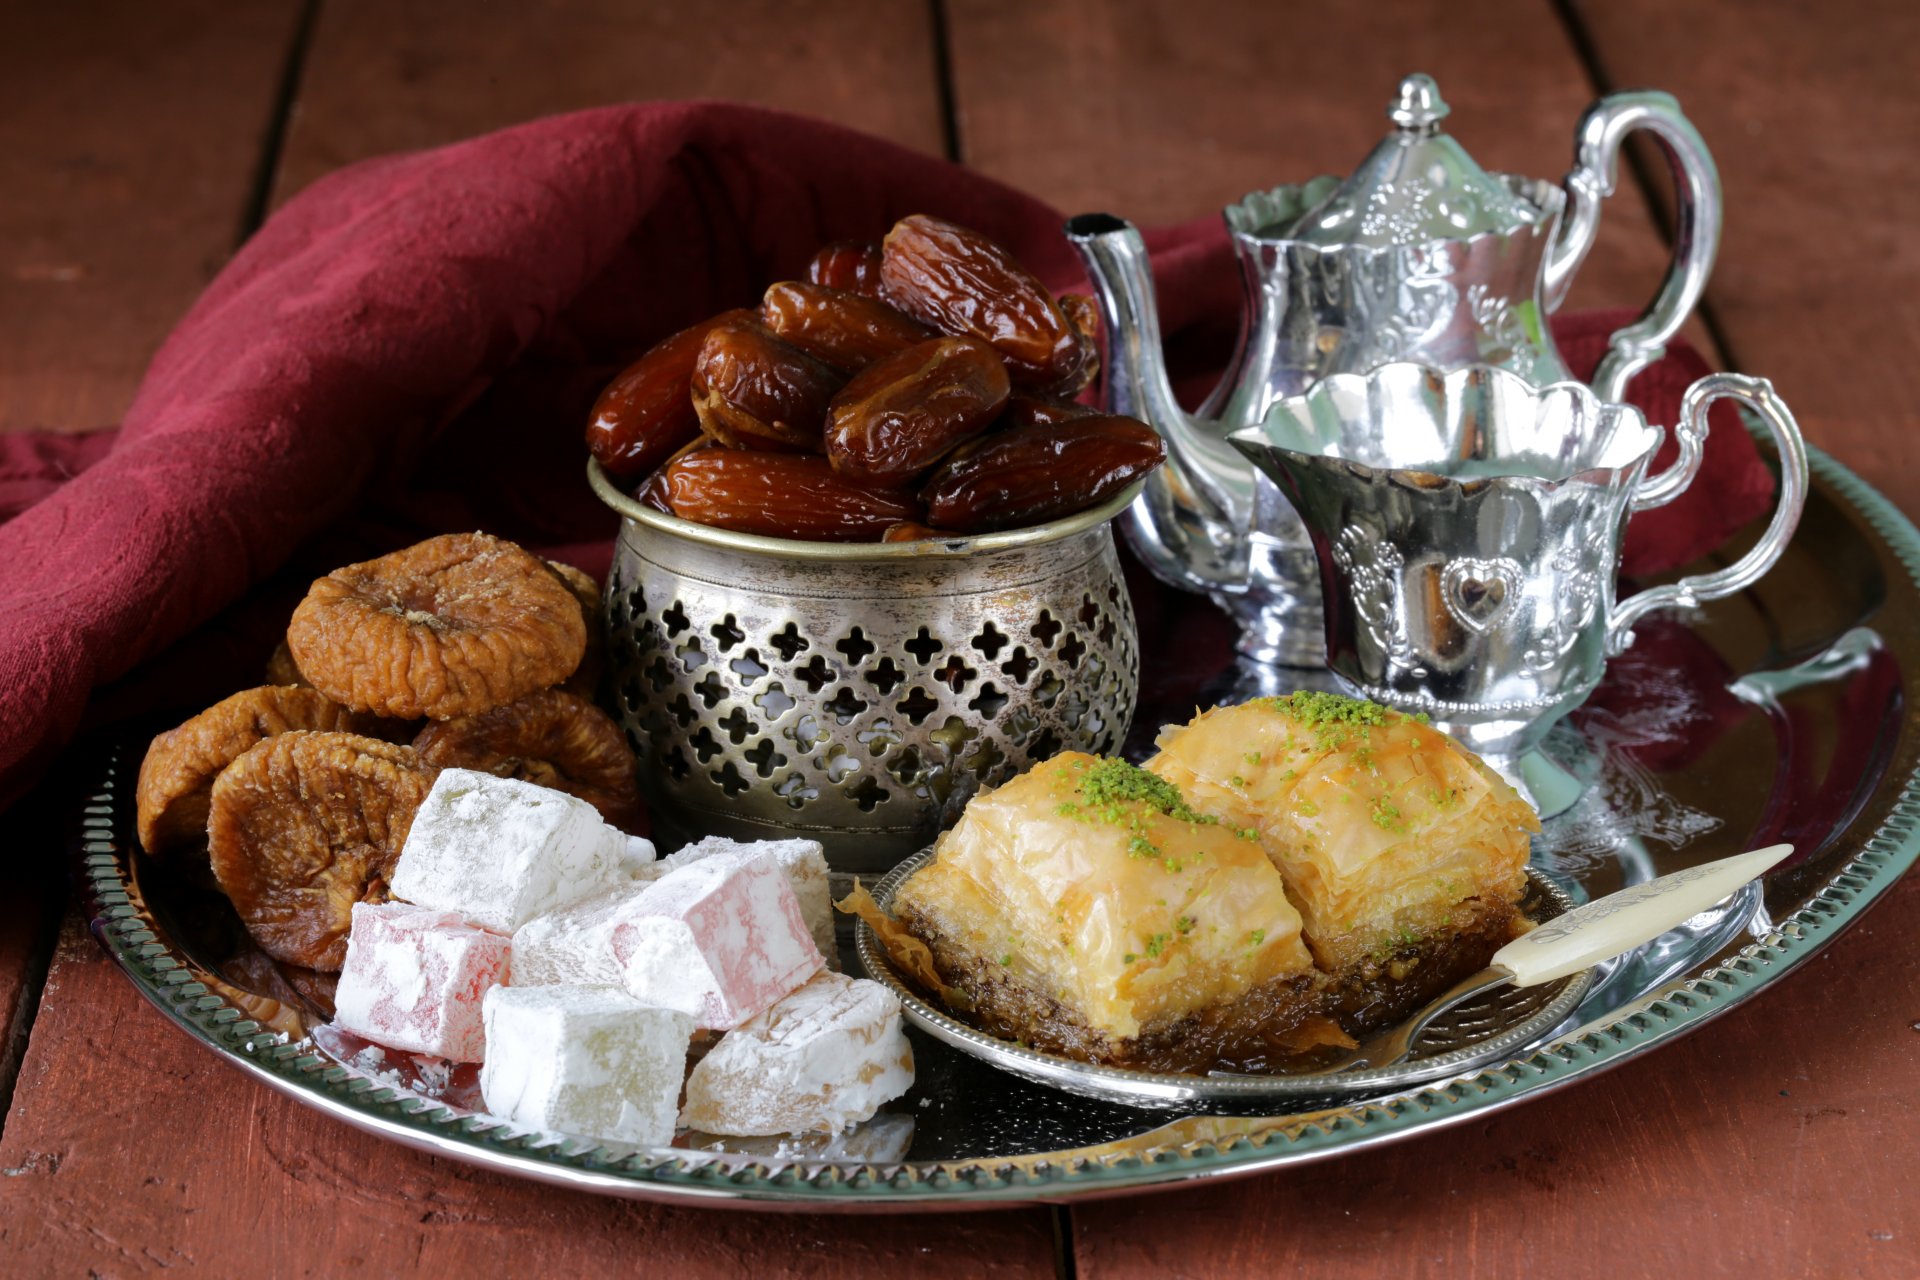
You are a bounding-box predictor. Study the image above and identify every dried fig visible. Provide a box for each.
[287,532,587,721]
[264,640,310,688]
[880,214,1082,392]
[665,450,921,542]
[825,336,1010,484]
[207,731,438,971]
[413,689,642,830]
[585,309,751,482]
[759,281,933,374]
[137,686,379,855]
[921,416,1165,533]
[691,318,845,451]
[545,559,605,702]
[806,239,886,299]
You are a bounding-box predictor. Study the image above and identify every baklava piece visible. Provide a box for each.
[891,753,1318,1070]
[1147,692,1538,1033]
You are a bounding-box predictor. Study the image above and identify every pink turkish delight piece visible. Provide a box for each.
[333,901,510,1061]
[612,850,822,1029]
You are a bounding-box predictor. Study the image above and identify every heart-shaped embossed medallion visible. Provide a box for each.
[1441,557,1521,634]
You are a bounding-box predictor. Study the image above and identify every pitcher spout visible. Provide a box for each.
[1065,213,1255,594]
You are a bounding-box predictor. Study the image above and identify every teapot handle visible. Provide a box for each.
[1606,374,1808,656]
[1542,91,1722,404]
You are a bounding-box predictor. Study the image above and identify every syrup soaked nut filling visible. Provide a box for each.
[586,214,1160,541]
[873,693,1542,1072]
[287,532,587,721]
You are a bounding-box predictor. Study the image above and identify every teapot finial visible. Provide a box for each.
[1389,73,1450,133]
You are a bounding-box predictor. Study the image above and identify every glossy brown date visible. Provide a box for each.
[691,318,845,451]
[584,309,749,482]
[879,215,1083,393]
[760,281,934,374]
[881,521,957,543]
[826,337,1011,484]
[1001,392,1098,429]
[805,240,886,299]
[664,450,922,542]
[635,435,716,512]
[920,416,1165,533]
[1054,293,1101,396]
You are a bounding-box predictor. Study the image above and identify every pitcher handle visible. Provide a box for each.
[1542,91,1722,405]
[1607,374,1809,655]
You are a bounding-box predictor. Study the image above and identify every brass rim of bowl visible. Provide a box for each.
[586,458,1145,562]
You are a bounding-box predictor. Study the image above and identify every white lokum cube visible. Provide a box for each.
[614,851,822,1029]
[511,883,654,988]
[679,971,914,1135]
[479,984,692,1148]
[645,836,837,968]
[333,901,509,1062]
[391,769,631,932]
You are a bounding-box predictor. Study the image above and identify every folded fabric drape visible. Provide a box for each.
[0,102,1772,810]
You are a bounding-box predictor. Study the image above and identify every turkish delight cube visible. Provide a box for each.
[391,769,631,932]
[511,883,655,988]
[333,901,509,1062]
[479,984,693,1148]
[679,971,914,1135]
[645,836,837,968]
[615,851,822,1029]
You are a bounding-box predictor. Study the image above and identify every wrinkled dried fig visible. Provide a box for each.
[921,416,1165,533]
[137,686,379,856]
[413,688,641,830]
[544,559,605,702]
[691,318,845,451]
[207,731,437,971]
[825,336,1010,484]
[585,310,751,482]
[288,532,586,721]
[665,450,921,541]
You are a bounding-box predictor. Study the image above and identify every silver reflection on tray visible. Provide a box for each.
[1230,363,1808,814]
[1068,72,1721,667]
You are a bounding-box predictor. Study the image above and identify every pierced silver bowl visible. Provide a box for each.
[589,461,1143,873]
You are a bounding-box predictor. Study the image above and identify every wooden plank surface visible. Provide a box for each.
[270,0,949,207]
[0,1,305,433]
[1567,0,1920,513]
[0,909,1060,1275]
[942,0,1716,357]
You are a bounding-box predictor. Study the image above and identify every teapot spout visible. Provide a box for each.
[1065,213,1255,593]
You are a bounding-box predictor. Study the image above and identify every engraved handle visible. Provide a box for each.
[1608,374,1809,654]
[1542,91,1722,404]
[1493,844,1793,986]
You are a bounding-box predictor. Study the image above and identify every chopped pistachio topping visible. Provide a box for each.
[1369,795,1408,835]
[1144,932,1171,959]
[1253,690,1430,750]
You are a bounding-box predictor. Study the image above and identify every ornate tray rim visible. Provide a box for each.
[78,442,1920,1210]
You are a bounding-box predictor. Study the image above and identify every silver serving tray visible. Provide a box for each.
[857,849,1591,1107]
[79,441,1920,1208]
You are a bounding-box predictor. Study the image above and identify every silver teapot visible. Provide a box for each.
[1067,73,1721,667]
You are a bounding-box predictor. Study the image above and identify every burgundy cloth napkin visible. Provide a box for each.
[0,102,1774,812]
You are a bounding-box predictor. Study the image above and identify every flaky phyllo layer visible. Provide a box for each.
[892,753,1314,1043]
[1146,693,1537,972]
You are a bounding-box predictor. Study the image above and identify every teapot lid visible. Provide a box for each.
[1289,74,1543,248]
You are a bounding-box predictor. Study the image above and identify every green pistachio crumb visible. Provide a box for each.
[1144,932,1171,958]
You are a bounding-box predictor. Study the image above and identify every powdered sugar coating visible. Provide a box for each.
[679,970,913,1136]
[614,851,822,1029]
[511,883,654,988]
[645,836,837,969]
[333,901,509,1061]
[391,769,631,932]
[478,984,693,1148]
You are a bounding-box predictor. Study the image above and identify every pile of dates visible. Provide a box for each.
[585,214,1165,542]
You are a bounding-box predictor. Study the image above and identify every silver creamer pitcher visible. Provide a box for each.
[1068,73,1721,667]
[1227,363,1807,812]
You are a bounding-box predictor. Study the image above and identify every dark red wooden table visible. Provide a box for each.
[3,3,1916,1274]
